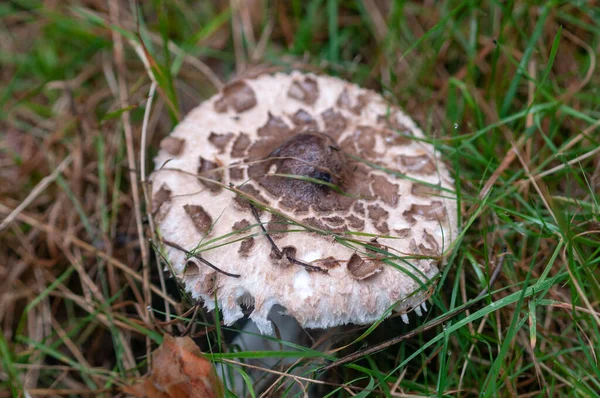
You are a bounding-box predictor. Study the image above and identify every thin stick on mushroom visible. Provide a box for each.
[249,203,327,274]
[162,239,241,278]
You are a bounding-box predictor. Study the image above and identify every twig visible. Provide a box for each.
[161,239,241,278]
[249,204,327,274]
[558,28,597,103]
[139,81,174,329]
[0,204,177,307]
[140,82,156,184]
[458,314,490,392]
[108,0,152,363]
[534,138,600,180]
[219,358,369,393]
[230,0,247,74]
[321,247,509,371]
[181,304,200,336]
[0,155,72,234]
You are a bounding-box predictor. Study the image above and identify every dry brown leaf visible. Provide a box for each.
[123,335,224,398]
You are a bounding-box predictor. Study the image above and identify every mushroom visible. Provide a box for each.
[151,71,458,334]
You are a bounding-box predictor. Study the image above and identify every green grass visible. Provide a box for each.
[1,0,599,396]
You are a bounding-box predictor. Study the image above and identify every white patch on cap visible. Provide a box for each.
[293,269,313,299]
[301,250,322,263]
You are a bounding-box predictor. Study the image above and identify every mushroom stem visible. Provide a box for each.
[162,239,241,278]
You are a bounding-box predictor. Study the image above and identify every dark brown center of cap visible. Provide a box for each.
[269,133,347,184]
[249,132,352,212]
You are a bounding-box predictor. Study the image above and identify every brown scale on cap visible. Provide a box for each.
[366,239,389,261]
[233,184,270,211]
[238,238,255,257]
[403,201,448,223]
[323,216,345,226]
[347,253,383,280]
[184,260,200,276]
[185,261,218,295]
[290,109,317,128]
[340,126,378,159]
[232,219,250,231]
[231,133,251,158]
[232,219,255,256]
[267,214,289,238]
[151,71,458,334]
[198,157,223,193]
[257,113,293,138]
[371,175,400,206]
[321,108,347,140]
[201,273,218,295]
[354,202,365,215]
[377,113,411,133]
[228,163,245,180]
[380,128,413,146]
[311,257,341,269]
[346,214,365,230]
[395,228,412,239]
[208,132,234,153]
[287,77,319,105]
[269,245,298,267]
[336,89,369,115]
[341,164,376,202]
[152,184,171,214]
[399,154,437,175]
[419,230,441,257]
[246,114,295,161]
[411,183,440,197]
[160,137,185,156]
[302,217,327,231]
[214,81,257,113]
[184,204,213,235]
[152,185,172,223]
[367,204,390,234]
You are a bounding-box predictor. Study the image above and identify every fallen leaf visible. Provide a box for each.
[123,335,224,398]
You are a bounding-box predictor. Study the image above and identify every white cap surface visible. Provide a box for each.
[151,71,458,334]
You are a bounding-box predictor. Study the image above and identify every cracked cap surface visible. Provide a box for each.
[151,71,459,334]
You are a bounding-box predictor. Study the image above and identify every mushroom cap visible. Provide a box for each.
[151,71,458,334]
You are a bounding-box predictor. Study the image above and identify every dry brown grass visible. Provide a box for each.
[1,1,599,396]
